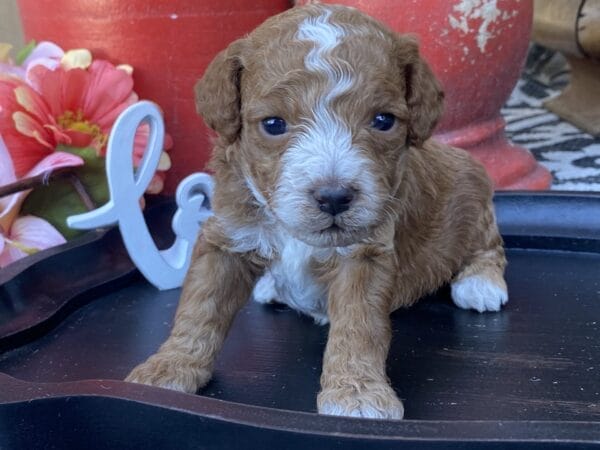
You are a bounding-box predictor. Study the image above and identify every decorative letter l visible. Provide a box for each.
[67,101,213,290]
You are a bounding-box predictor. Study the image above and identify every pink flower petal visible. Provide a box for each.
[0,63,25,79]
[23,41,64,68]
[10,215,66,250]
[131,124,173,161]
[0,241,22,268]
[25,151,84,178]
[0,74,22,126]
[0,135,21,231]
[28,65,63,117]
[0,215,66,268]
[94,91,138,130]
[0,134,15,185]
[0,72,21,87]
[14,85,52,123]
[0,237,26,268]
[61,67,91,113]
[24,64,46,94]
[0,128,52,177]
[0,76,53,175]
[83,60,134,123]
[24,57,61,88]
[12,111,54,148]
[0,192,22,235]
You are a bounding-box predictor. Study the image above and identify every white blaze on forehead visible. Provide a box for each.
[271,8,381,235]
[284,8,370,185]
[297,9,343,69]
[296,8,354,101]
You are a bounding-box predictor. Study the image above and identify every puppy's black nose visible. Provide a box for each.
[314,186,355,216]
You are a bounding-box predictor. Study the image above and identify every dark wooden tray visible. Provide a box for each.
[1,192,599,449]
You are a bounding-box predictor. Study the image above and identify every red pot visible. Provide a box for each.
[17,0,291,193]
[296,0,551,189]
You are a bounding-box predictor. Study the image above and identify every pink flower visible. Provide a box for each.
[0,135,83,268]
[0,61,136,176]
[0,59,172,192]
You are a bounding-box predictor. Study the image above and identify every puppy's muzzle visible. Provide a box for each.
[314,186,356,216]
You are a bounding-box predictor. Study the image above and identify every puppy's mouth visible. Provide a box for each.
[271,201,377,248]
[321,223,342,233]
[300,221,366,247]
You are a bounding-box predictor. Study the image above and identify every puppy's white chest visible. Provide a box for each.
[253,236,329,324]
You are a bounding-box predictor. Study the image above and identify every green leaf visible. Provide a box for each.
[21,146,110,239]
[15,40,37,66]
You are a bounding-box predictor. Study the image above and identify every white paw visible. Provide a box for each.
[319,400,404,420]
[318,385,404,420]
[252,272,278,304]
[451,275,508,313]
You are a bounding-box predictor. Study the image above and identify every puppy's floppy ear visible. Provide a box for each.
[396,36,444,147]
[194,39,247,144]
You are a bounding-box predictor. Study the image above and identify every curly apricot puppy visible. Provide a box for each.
[127,4,508,420]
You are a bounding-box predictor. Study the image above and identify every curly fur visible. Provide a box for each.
[127,4,508,420]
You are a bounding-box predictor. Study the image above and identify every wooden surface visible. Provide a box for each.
[0,246,599,421]
[0,193,599,447]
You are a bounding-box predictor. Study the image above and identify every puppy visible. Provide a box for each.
[126,4,508,420]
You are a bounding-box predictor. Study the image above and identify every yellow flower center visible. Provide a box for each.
[58,110,107,148]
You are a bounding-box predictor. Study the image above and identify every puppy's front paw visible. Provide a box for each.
[125,353,211,394]
[317,382,404,420]
[451,274,508,313]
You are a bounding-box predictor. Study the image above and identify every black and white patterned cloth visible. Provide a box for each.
[502,45,600,191]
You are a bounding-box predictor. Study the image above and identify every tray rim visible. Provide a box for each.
[1,373,599,444]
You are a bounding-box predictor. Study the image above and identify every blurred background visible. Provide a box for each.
[1,1,23,48]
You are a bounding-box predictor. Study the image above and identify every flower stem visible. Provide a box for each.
[67,174,96,211]
[0,168,73,198]
[0,169,96,212]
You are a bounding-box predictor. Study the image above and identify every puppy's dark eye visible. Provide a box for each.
[371,113,395,131]
[261,117,287,136]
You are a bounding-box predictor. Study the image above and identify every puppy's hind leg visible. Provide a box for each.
[451,209,508,313]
